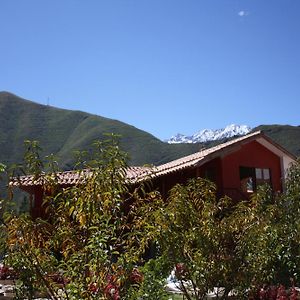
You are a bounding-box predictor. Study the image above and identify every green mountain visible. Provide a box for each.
[0,92,299,172]
[0,92,200,168]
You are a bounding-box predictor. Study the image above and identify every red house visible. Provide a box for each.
[10,131,296,218]
[148,131,296,201]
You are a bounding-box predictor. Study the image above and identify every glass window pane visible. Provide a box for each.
[263,169,270,180]
[256,168,262,179]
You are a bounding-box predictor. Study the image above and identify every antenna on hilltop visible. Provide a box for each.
[47,97,50,106]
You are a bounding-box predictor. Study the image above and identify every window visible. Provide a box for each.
[240,166,255,193]
[255,168,262,179]
[240,167,271,193]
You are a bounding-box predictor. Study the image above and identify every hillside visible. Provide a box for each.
[0,92,299,172]
[0,92,200,168]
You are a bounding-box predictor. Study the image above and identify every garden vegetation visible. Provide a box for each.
[0,135,300,299]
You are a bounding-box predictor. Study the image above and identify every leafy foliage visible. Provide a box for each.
[232,160,300,292]
[125,258,170,300]
[157,161,300,299]
[2,128,300,299]
[157,178,239,299]
[4,136,165,299]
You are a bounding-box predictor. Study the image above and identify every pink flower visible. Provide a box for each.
[130,268,143,284]
[268,286,278,300]
[276,285,288,300]
[104,283,120,300]
[289,287,298,300]
[0,265,16,280]
[175,263,188,279]
[88,283,99,294]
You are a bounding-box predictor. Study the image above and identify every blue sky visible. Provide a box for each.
[1,0,299,140]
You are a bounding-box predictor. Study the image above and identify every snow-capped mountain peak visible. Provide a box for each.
[167,124,251,144]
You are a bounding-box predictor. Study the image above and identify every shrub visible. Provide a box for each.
[4,136,164,299]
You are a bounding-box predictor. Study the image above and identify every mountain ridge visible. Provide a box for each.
[0,91,201,168]
[167,124,251,144]
[0,92,299,170]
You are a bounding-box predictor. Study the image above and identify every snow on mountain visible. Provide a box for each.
[167,124,251,144]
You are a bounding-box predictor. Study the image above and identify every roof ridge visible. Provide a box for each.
[154,131,262,175]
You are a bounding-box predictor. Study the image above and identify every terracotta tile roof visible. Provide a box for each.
[125,166,153,181]
[9,166,152,188]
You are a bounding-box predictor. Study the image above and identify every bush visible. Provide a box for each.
[4,136,164,300]
[156,161,300,299]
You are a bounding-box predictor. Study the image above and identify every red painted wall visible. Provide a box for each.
[221,141,282,193]
[198,157,223,197]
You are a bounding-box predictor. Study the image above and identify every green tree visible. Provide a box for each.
[5,136,164,299]
[157,178,238,299]
[233,160,300,294]
[157,161,300,299]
